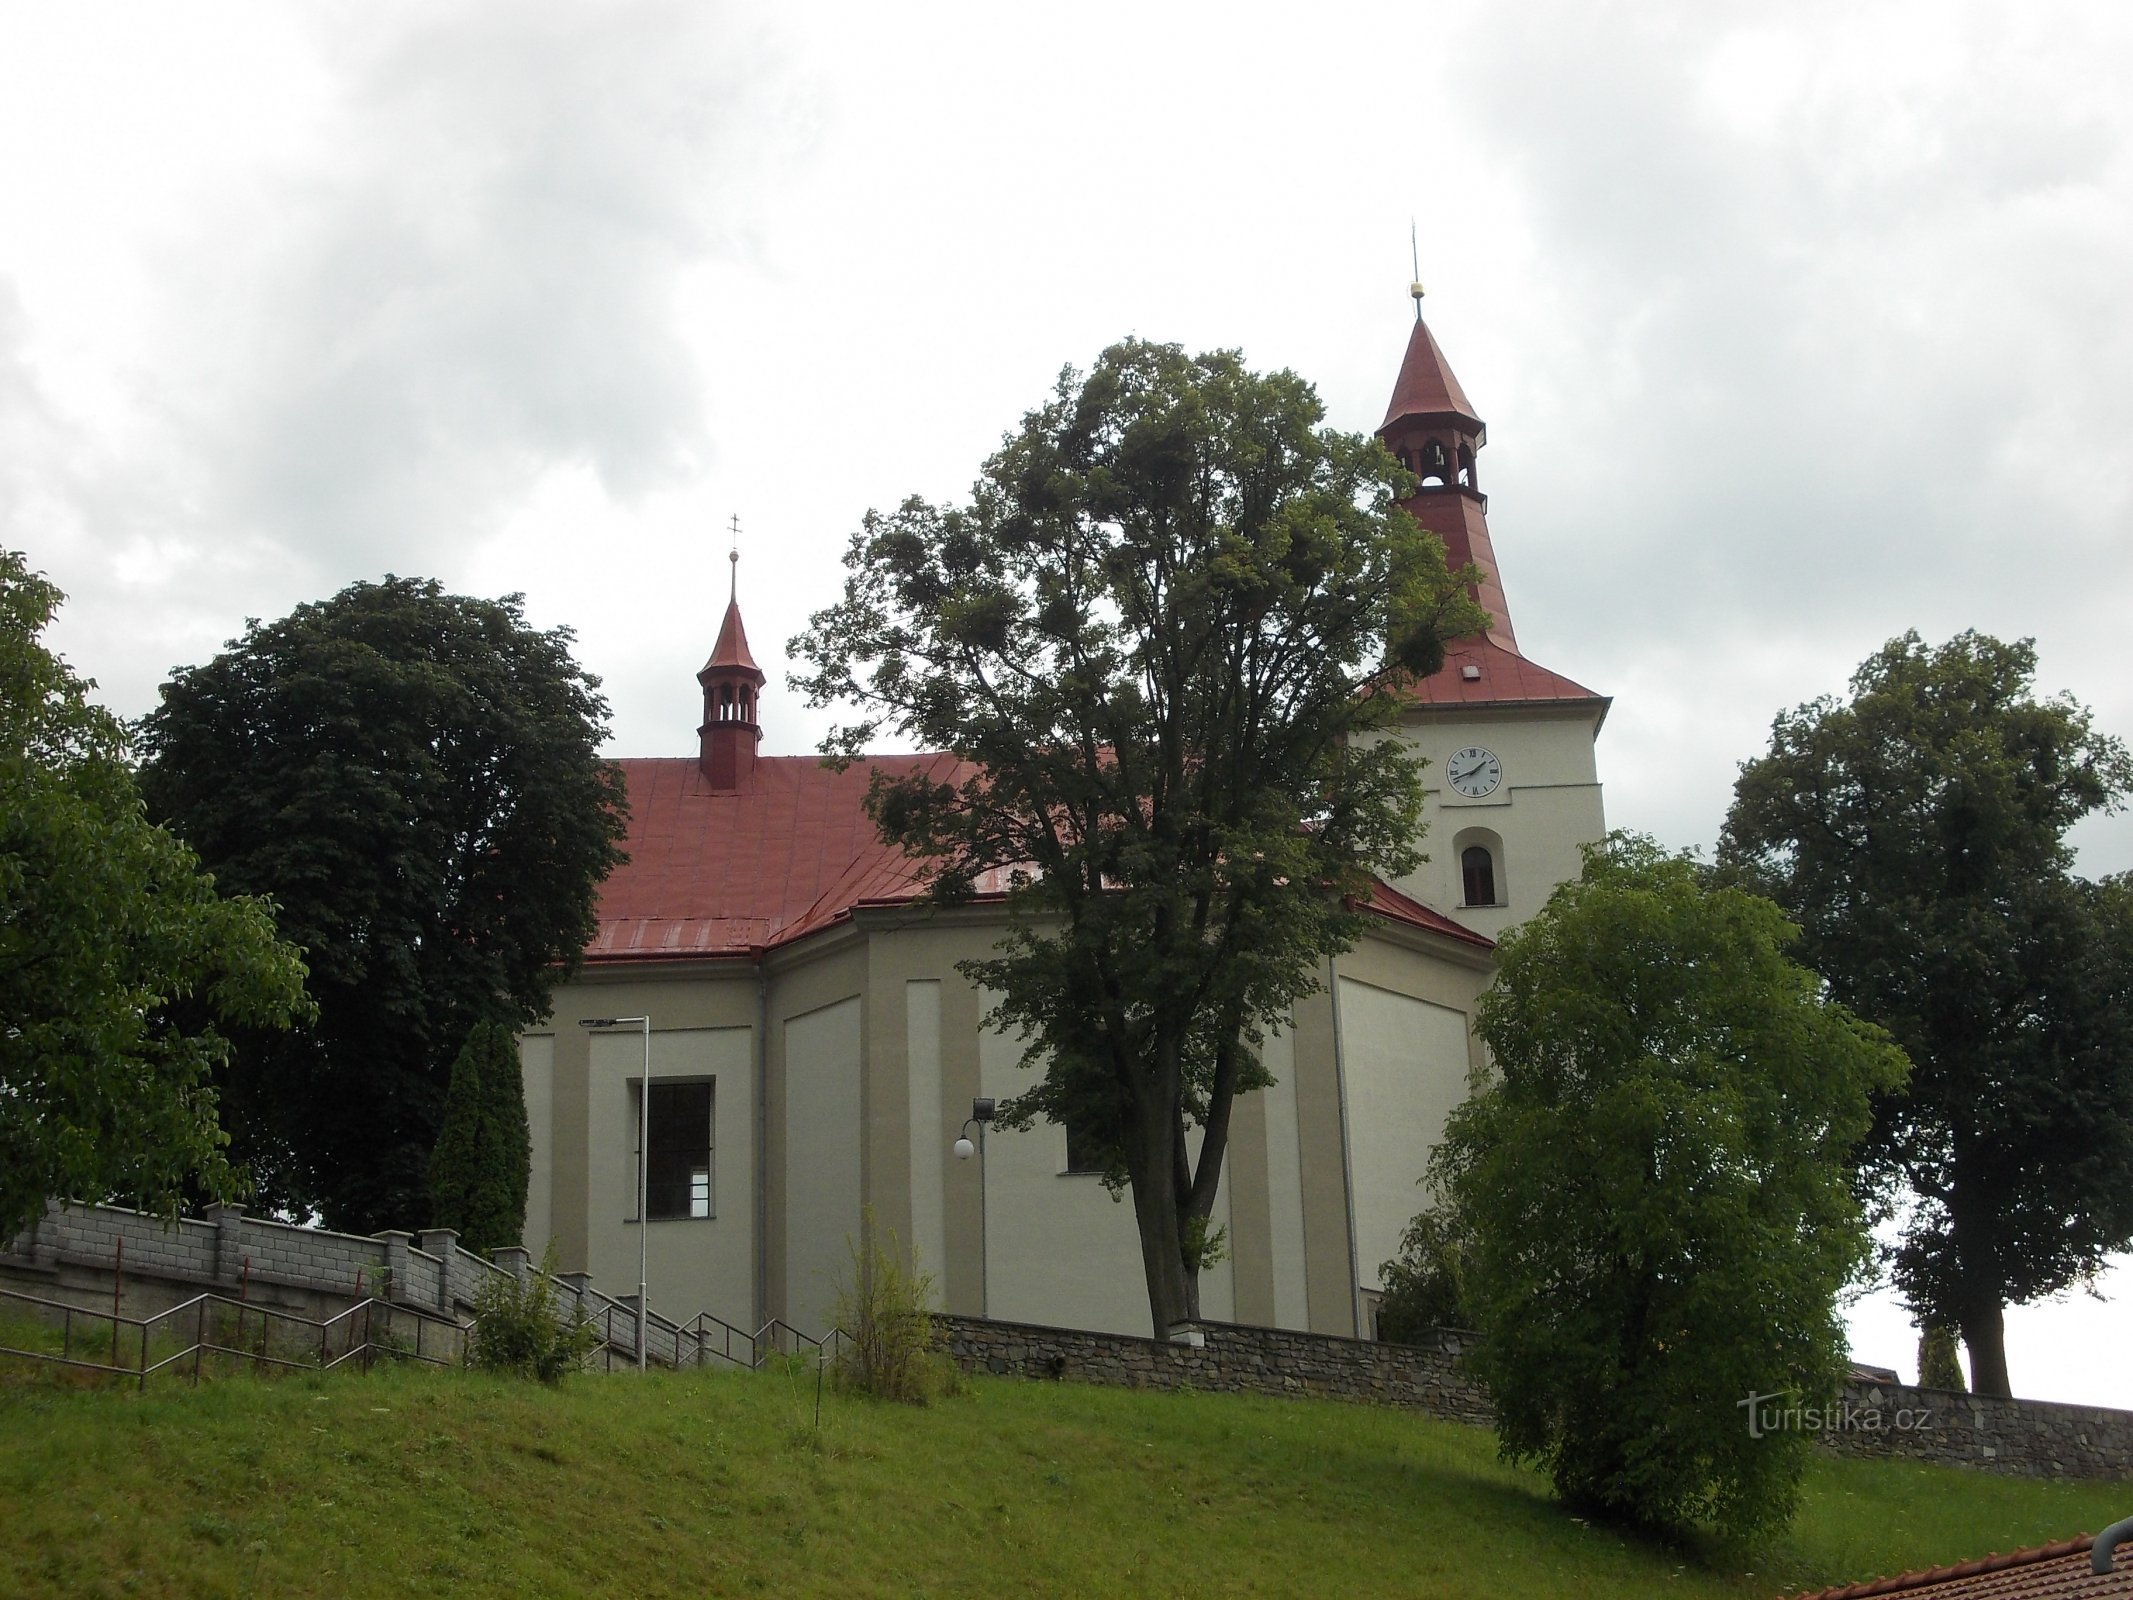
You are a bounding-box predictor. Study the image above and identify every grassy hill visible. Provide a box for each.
[2,1356,2125,1598]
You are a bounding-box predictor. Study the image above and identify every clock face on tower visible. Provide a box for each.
[1447,746,1503,800]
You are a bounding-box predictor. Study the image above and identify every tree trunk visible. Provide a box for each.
[1959,1298,2012,1398]
[1123,1087,1197,1334]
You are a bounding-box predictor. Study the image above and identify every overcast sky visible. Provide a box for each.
[4,0,2130,1403]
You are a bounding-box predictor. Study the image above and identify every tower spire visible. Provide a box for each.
[698,518,766,792]
[1377,303,1517,653]
[1410,221,1425,323]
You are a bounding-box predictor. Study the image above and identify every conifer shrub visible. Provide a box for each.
[428,1021,532,1255]
[1918,1324,1968,1392]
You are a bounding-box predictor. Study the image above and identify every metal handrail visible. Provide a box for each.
[0,1282,465,1389]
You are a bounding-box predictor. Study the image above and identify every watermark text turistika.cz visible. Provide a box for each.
[1739,1392,1936,1439]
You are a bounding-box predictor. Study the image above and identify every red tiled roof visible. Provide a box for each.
[589,754,969,961]
[1403,633,1608,718]
[1382,315,1483,433]
[1788,1533,2132,1599]
[1359,877,1494,949]
[590,752,1491,963]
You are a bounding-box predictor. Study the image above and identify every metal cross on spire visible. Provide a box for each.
[1410,220,1425,322]
[726,513,741,603]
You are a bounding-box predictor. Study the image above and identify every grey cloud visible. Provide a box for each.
[160,0,778,579]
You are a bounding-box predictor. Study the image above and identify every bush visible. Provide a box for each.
[1434,836,1906,1536]
[830,1210,955,1403]
[466,1243,597,1382]
[1376,1207,1474,1344]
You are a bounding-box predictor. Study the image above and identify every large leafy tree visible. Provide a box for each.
[428,1020,532,1256]
[794,338,1487,1332]
[1718,631,2133,1398]
[0,551,311,1240]
[138,577,627,1234]
[1433,836,1905,1536]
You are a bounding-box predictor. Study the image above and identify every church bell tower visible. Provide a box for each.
[1379,283,1610,937]
[698,547,765,793]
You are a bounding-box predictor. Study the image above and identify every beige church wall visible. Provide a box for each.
[519,1032,555,1256]
[759,936,866,1328]
[776,980,866,1331]
[531,963,763,1290]
[904,980,946,1303]
[1226,1022,1310,1330]
[584,1023,755,1324]
[1333,974,1472,1302]
[1384,708,1607,934]
[975,992,1237,1338]
[852,915,996,1314]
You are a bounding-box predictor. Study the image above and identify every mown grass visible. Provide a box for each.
[1,1351,2124,1599]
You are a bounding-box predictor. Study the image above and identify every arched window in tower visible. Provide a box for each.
[719,683,734,721]
[1457,444,1476,488]
[1461,845,1497,908]
[741,687,753,722]
[1421,440,1449,487]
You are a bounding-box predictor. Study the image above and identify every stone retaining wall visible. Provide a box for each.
[938,1314,2133,1481]
[1816,1380,2133,1479]
[938,1313,1492,1425]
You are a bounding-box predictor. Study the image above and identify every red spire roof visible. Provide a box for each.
[1382,315,1484,436]
[1376,308,1607,719]
[701,598,763,682]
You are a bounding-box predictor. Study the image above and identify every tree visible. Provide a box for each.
[0,550,311,1241]
[794,339,1488,1332]
[1432,836,1905,1536]
[428,1020,532,1255]
[137,577,627,1234]
[1718,631,2133,1398]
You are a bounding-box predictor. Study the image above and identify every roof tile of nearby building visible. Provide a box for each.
[1788,1535,2132,1600]
[588,753,1492,962]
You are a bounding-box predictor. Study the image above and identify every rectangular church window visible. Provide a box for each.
[640,1079,714,1219]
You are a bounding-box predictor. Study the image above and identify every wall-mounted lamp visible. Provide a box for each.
[953,1096,995,1160]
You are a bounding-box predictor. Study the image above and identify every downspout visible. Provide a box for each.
[2095,1515,2133,1575]
[1328,952,1365,1339]
[754,951,769,1331]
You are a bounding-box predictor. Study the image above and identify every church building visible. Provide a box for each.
[520,308,1609,1341]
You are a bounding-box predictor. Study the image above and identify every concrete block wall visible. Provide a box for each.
[1,1201,690,1364]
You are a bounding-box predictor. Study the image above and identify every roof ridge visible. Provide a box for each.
[1785,1534,2100,1600]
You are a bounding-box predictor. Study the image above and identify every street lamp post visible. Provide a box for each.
[952,1097,995,1317]
[580,1015,652,1370]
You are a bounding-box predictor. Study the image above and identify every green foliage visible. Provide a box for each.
[1375,1207,1474,1343]
[137,576,628,1234]
[427,1021,532,1256]
[0,551,312,1241]
[1718,631,2133,1398]
[793,339,1487,1330]
[1917,1325,1967,1393]
[830,1211,954,1404]
[465,1243,596,1383]
[1434,835,1907,1536]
